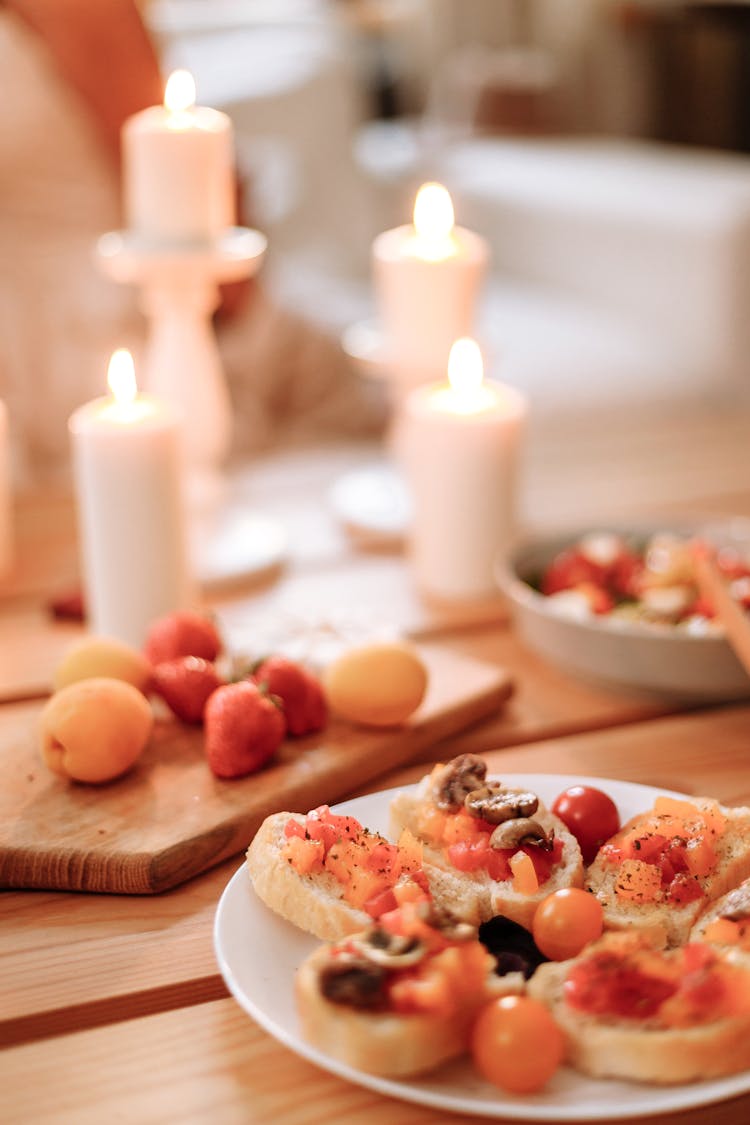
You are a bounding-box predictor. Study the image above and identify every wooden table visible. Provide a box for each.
[2,403,750,1124]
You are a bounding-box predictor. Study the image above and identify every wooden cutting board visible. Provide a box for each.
[0,642,512,894]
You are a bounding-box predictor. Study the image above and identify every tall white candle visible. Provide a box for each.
[122,69,235,245]
[69,350,193,647]
[0,398,13,578]
[372,183,489,383]
[395,339,527,602]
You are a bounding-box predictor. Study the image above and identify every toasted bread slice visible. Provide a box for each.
[295,904,513,1077]
[389,761,584,930]
[528,933,750,1084]
[246,807,454,942]
[690,875,750,947]
[585,796,750,947]
[246,812,370,941]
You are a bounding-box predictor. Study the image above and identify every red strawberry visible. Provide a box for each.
[143,610,222,666]
[252,655,327,737]
[151,656,224,724]
[204,681,285,779]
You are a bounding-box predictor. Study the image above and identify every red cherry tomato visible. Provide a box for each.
[532,888,604,961]
[471,995,564,1094]
[551,785,621,864]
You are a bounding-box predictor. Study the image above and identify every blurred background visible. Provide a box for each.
[147,0,750,420]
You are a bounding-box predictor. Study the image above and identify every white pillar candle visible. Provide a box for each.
[69,350,193,648]
[0,398,13,579]
[122,70,235,245]
[394,339,527,602]
[372,183,489,383]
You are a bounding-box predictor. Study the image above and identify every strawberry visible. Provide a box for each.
[151,656,224,724]
[143,610,222,666]
[204,680,285,779]
[252,655,328,737]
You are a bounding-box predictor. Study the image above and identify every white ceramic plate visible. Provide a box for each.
[214,774,750,1121]
[497,522,750,701]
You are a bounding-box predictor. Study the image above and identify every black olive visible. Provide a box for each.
[478,914,549,980]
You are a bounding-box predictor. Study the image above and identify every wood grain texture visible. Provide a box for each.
[0,641,512,894]
[2,997,748,1125]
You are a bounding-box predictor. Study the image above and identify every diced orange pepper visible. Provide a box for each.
[344,866,390,910]
[615,858,662,902]
[510,850,539,895]
[652,796,726,838]
[698,801,727,839]
[392,878,427,906]
[282,834,325,875]
[702,917,741,945]
[324,837,365,883]
[442,811,485,846]
[389,963,454,1016]
[683,835,717,878]
[416,803,448,844]
[396,827,424,872]
[653,795,703,821]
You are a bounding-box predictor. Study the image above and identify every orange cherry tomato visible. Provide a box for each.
[471,995,564,1094]
[532,887,604,961]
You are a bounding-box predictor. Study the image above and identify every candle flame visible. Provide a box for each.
[413,183,454,242]
[164,69,196,113]
[448,338,484,398]
[107,349,137,406]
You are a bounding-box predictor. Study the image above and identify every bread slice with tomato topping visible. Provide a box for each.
[527,930,750,1084]
[295,899,514,1077]
[585,794,750,948]
[690,874,750,950]
[246,805,439,942]
[388,756,584,930]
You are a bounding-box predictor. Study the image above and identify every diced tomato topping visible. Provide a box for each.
[363,886,399,919]
[484,848,513,881]
[525,837,564,883]
[666,872,705,904]
[602,807,719,904]
[447,836,491,872]
[446,832,562,886]
[282,807,431,914]
[388,963,454,1016]
[365,839,401,879]
[564,954,678,1019]
[564,938,750,1027]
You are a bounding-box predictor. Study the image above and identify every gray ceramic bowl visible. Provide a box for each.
[496,522,750,701]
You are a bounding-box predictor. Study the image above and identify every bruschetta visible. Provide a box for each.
[246,804,438,941]
[528,930,750,1084]
[690,874,750,950]
[585,793,750,947]
[295,898,512,1077]
[388,755,584,929]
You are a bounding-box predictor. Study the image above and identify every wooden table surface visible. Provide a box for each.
[2,402,750,1124]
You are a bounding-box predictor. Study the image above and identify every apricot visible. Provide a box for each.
[53,635,151,694]
[39,677,154,783]
[322,641,428,727]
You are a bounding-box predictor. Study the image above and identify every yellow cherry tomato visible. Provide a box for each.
[532,887,604,961]
[471,995,564,1094]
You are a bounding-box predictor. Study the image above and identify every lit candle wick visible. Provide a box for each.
[164,69,196,130]
[105,349,149,423]
[108,348,137,406]
[443,337,495,413]
[411,182,457,261]
[164,69,196,114]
